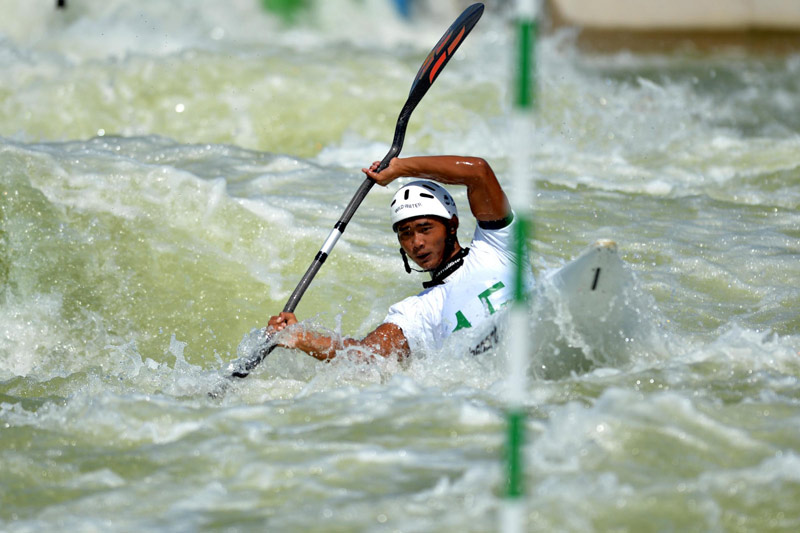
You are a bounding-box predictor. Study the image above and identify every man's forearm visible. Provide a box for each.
[396,156,510,221]
[396,156,493,186]
[291,330,340,361]
[289,322,409,362]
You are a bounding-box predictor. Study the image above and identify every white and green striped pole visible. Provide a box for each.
[501,1,538,532]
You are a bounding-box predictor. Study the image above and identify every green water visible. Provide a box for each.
[2,1,800,531]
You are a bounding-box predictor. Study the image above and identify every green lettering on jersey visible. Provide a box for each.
[452,282,508,333]
[453,310,472,332]
[478,281,506,315]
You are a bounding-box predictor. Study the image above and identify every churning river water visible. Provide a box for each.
[1,0,799,531]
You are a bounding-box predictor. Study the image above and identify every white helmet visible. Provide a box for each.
[390,180,458,230]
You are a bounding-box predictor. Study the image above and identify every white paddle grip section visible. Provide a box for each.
[320,228,343,256]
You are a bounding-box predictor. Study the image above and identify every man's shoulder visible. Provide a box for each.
[469,215,515,256]
[472,211,514,240]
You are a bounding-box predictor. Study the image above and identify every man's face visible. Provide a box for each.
[396,217,449,271]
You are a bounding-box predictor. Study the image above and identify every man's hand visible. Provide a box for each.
[362,158,404,187]
[267,312,299,347]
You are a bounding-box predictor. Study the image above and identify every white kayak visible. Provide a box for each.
[529,239,647,379]
[550,239,627,327]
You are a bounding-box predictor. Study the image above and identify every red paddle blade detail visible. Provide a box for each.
[410,3,484,95]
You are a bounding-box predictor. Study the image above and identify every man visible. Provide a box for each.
[267,155,527,360]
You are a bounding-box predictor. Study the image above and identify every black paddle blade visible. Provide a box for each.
[407,3,484,107]
[377,2,485,171]
[215,331,277,386]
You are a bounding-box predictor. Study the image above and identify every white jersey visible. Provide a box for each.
[384,216,532,353]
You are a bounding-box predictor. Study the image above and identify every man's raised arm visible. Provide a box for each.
[363,156,510,222]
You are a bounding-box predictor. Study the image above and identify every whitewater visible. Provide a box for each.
[2,1,799,531]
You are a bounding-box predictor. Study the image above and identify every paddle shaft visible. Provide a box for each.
[282,121,406,313]
[229,101,411,379]
[230,3,485,378]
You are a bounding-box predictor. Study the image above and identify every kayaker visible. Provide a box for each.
[267,155,529,360]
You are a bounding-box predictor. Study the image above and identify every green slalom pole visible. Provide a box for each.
[501,1,537,532]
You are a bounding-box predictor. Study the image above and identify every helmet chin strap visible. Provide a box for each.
[399,248,421,273]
